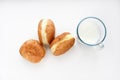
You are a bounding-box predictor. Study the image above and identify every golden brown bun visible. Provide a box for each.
[50,32,75,56]
[38,19,55,45]
[19,39,45,63]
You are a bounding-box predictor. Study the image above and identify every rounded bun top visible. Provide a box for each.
[38,19,55,45]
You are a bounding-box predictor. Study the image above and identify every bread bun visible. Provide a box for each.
[50,32,75,56]
[19,39,45,63]
[38,19,55,45]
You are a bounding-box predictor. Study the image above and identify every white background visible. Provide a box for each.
[0,0,120,80]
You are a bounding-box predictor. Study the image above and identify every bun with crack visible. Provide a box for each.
[50,32,75,56]
[19,39,45,63]
[38,19,55,45]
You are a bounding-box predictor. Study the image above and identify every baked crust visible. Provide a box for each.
[45,19,55,44]
[38,19,55,45]
[50,32,75,56]
[50,32,70,47]
[53,38,75,56]
[19,39,45,63]
[38,20,43,45]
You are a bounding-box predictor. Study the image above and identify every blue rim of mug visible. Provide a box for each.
[76,17,107,46]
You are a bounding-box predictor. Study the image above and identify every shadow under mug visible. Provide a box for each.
[76,17,107,48]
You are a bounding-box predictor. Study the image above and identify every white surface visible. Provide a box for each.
[0,0,120,80]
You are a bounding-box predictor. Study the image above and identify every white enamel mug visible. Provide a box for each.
[76,17,107,48]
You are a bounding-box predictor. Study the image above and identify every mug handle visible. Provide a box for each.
[96,43,104,50]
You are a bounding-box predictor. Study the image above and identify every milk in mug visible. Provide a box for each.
[78,21,101,44]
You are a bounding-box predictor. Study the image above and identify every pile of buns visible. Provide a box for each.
[19,19,75,63]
